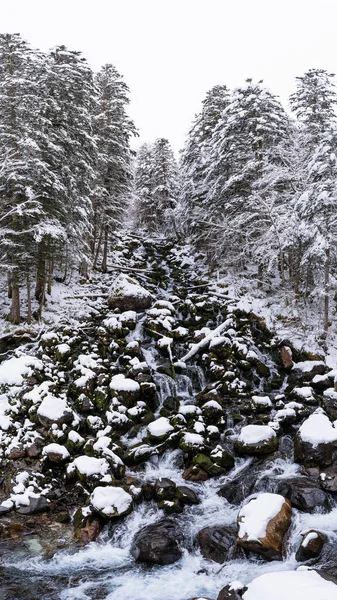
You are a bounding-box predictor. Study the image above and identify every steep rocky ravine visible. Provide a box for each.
[0,236,337,600]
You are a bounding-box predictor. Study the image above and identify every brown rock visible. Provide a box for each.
[280,346,293,370]
[183,465,209,482]
[237,494,292,560]
[296,530,326,562]
[80,516,104,544]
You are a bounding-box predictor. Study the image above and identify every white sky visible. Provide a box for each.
[3,0,337,153]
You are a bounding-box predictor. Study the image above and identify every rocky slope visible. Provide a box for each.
[0,235,337,599]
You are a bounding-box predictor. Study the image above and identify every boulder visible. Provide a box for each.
[242,570,337,600]
[90,486,133,519]
[296,530,326,562]
[17,495,49,515]
[130,518,184,565]
[176,485,200,505]
[277,477,331,513]
[108,274,154,311]
[197,525,245,563]
[154,478,176,501]
[237,493,291,560]
[294,411,337,467]
[234,425,278,456]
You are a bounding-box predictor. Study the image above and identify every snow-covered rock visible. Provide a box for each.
[90,486,133,518]
[42,443,70,463]
[37,395,73,427]
[235,424,278,456]
[242,570,337,600]
[295,410,337,467]
[147,417,174,441]
[237,492,291,560]
[108,274,154,311]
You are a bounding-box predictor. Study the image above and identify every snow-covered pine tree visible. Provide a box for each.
[36,45,98,296]
[134,143,156,230]
[290,69,337,335]
[0,33,47,323]
[92,64,137,272]
[150,138,178,235]
[203,80,290,266]
[179,85,230,236]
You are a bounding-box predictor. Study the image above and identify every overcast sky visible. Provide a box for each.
[3,0,337,152]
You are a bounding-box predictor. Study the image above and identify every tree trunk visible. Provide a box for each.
[9,270,20,324]
[35,243,46,303]
[323,247,330,338]
[47,257,54,295]
[7,271,12,299]
[26,268,32,325]
[93,227,103,270]
[101,227,108,273]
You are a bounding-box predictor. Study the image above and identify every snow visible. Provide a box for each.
[238,493,286,541]
[42,443,70,459]
[157,335,173,348]
[37,395,71,422]
[180,321,233,362]
[109,274,153,301]
[179,404,202,415]
[252,395,272,407]
[103,316,122,330]
[147,417,174,437]
[90,486,132,517]
[242,570,337,600]
[56,343,71,355]
[238,424,276,445]
[68,455,110,477]
[293,360,325,372]
[120,310,137,323]
[110,374,140,393]
[292,387,314,398]
[0,354,43,386]
[183,432,204,446]
[301,531,318,548]
[68,430,84,444]
[298,411,337,446]
[202,400,222,410]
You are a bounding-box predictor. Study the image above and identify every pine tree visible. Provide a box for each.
[203,80,290,265]
[92,64,136,271]
[150,138,178,235]
[179,85,230,235]
[0,33,46,323]
[290,69,337,336]
[134,143,156,229]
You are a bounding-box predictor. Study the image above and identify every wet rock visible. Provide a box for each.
[130,518,184,565]
[183,465,209,481]
[217,583,247,600]
[296,530,326,562]
[218,463,261,504]
[158,498,183,514]
[277,477,331,513]
[176,485,200,505]
[197,525,245,563]
[42,443,70,464]
[210,446,235,471]
[320,467,337,493]
[237,493,291,560]
[80,515,104,544]
[192,453,225,477]
[154,478,176,501]
[17,496,49,515]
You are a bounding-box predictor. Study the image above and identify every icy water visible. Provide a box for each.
[2,449,337,600]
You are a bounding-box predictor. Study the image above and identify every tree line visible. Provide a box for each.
[0,33,136,324]
[135,70,337,338]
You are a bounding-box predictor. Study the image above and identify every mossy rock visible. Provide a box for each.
[192,453,225,477]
